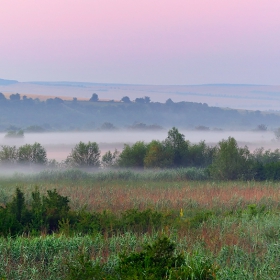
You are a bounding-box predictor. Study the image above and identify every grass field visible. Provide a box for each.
[0,170,279,279]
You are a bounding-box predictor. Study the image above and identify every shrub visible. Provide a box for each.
[121,209,165,232]
[66,252,108,280]
[0,188,29,236]
[43,189,70,232]
[0,188,71,236]
[118,236,217,279]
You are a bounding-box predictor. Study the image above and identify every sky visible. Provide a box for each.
[1,0,280,85]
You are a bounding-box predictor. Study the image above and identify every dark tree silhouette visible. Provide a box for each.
[89,93,99,102]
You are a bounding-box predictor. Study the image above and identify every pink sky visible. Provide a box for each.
[1,0,280,84]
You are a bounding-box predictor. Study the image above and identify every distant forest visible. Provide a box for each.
[0,92,279,132]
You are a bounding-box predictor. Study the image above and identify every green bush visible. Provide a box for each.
[0,188,70,236]
[121,209,165,232]
[66,252,109,280]
[0,188,31,236]
[66,236,217,279]
[118,236,217,279]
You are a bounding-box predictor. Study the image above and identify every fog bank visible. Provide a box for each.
[0,130,277,161]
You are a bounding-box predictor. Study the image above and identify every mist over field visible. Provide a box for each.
[2,2,280,279]
[0,130,277,161]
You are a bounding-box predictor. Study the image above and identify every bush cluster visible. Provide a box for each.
[0,188,174,237]
[0,188,69,235]
[0,188,220,237]
[67,236,217,280]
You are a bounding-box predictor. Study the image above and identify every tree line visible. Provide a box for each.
[1,91,280,131]
[1,127,280,180]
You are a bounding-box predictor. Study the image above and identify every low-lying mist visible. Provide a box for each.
[0,130,279,161]
[0,130,277,162]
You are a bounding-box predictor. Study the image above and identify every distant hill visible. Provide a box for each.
[0,78,18,85]
[0,94,279,131]
[1,80,280,110]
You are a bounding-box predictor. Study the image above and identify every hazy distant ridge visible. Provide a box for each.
[0,78,18,85]
[1,79,280,110]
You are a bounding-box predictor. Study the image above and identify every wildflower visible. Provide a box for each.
[180,208,183,217]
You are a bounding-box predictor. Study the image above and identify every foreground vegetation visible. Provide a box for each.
[0,172,279,279]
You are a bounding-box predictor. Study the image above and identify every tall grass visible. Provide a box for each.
[0,172,279,279]
[31,167,209,182]
[0,226,279,279]
[0,174,279,213]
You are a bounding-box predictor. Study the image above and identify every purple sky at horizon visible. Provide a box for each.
[1,0,280,85]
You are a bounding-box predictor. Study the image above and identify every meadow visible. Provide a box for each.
[0,169,279,279]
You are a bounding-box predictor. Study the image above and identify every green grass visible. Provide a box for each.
[0,229,279,279]
[0,171,279,279]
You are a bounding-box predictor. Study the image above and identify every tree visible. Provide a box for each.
[274,128,280,140]
[164,127,189,167]
[4,130,24,138]
[9,93,20,101]
[101,149,119,168]
[134,97,145,104]
[46,97,64,105]
[0,145,18,164]
[165,98,174,105]
[54,97,64,104]
[66,141,100,167]
[188,141,216,167]
[100,122,116,131]
[144,140,173,168]
[144,96,151,103]
[18,143,47,165]
[118,141,148,168]
[209,137,252,180]
[89,93,99,102]
[256,124,267,131]
[121,96,131,103]
[0,92,6,101]
[134,96,151,104]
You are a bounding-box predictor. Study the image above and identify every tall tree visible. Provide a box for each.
[66,141,100,167]
[164,127,189,167]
